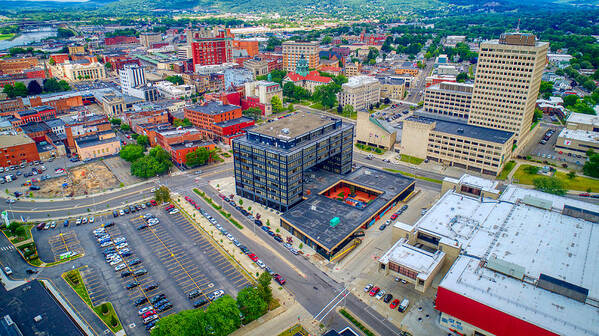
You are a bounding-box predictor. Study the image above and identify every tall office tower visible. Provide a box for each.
[468,33,548,143]
[232,113,354,212]
[282,41,319,72]
[119,64,146,96]
[187,27,233,70]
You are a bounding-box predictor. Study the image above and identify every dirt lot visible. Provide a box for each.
[35,161,120,198]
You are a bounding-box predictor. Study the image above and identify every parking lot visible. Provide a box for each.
[80,266,110,306]
[48,231,83,262]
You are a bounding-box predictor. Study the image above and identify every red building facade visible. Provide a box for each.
[189,29,233,68]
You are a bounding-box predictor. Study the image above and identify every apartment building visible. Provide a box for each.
[139,32,162,48]
[343,62,361,77]
[243,58,269,79]
[338,75,380,111]
[423,82,473,121]
[401,115,514,176]
[68,45,85,55]
[469,33,549,143]
[232,113,354,212]
[378,77,406,100]
[119,64,159,102]
[0,57,38,75]
[188,27,233,70]
[183,101,242,132]
[282,41,319,72]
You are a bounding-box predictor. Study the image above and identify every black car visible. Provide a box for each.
[401,205,408,211]
[104,221,115,228]
[146,202,152,207]
[128,258,141,266]
[240,209,249,216]
[150,294,166,305]
[144,283,159,291]
[135,204,141,211]
[254,219,262,226]
[121,271,132,278]
[134,297,148,306]
[188,290,202,300]
[120,251,132,257]
[157,303,173,312]
[137,224,148,230]
[125,281,139,289]
[113,210,119,217]
[193,299,208,308]
[26,269,39,274]
[129,205,136,213]
[383,293,393,303]
[274,236,283,242]
[379,224,387,231]
[145,320,157,330]
[133,269,147,277]
[240,246,249,254]
[123,208,130,214]
[155,298,169,307]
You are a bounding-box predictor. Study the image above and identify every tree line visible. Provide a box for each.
[2,78,70,98]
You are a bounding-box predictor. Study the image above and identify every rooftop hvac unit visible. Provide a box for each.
[281,128,290,134]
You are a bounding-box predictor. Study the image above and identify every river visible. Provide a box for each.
[0,27,57,51]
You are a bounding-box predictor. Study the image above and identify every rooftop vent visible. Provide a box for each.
[281,128,290,134]
[330,217,340,227]
[457,128,464,133]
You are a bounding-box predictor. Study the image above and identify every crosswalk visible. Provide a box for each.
[0,245,15,252]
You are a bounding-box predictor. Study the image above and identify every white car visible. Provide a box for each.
[211,290,225,300]
[109,258,122,266]
[100,241,114,248]
[169,209,179,214]
[75,218,82,225]
[144,314,159,324]
[89,216,95,223]
[116,243,128,249]
[255,260,266,268]
[119,210,125,216]
[3,266,13,276]
[151,187,157,192]
[226,234,235,241]
[364,283,373,293]
[118,248,130,255]
[138,306,154,316]
[375,289,386,300]
[113,237,126,244]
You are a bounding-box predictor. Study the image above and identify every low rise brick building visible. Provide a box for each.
[0,133,40,167]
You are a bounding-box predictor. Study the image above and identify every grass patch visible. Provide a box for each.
[309,102,325,110]
[497,160,516,180]
[355,143,384,154]
[0,33,16,40]
[1,223,33,243]
[399,154,424,165]
[46,254,82,266]
[63,269,122,332]
[384,168,442,184]
[513,164,599,192]
[339,309,375,336]
[278,324,309,336]
[193,188,243,229]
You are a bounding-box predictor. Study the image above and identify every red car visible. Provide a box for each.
[390,299,400,309]
[141,310,156,319]
[150,200,157,206]
[165,204,174,211]
[274,274,286,285]
[369,286,380,296]
[184,196,191,201]
[390,214,398,220]
[248,253,258,262]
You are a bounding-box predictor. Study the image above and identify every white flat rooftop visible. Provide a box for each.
[441,256,599,336]
[567,112,599,127]
[379,238,444,281]
[415,185,599,301]
[445,174,500,194]
[557,128,599,144]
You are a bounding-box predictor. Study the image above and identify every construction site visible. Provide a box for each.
[34,161,120,198]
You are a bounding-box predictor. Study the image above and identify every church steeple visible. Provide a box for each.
[295,55,309,77]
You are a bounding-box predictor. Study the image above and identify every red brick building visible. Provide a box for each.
[189,28,233,69]
[0,133,40,167]
[0,57,39,75]
[0,98,25,116]
[184,101,242,131]
[170,141,215,166]
[104,56,140,71]
[213,117,255,145]
[104,36,139,46]
[12,106,56,126]
[50,54,70,64]
[29,94,84,113]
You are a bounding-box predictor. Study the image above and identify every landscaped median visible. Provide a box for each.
[339,308,376,336]
[193,188,243,229]
[384,168,442,184]
[512,164,599,193]
[62,268,123,333]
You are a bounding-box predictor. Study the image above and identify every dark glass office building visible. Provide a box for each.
[232,113,354,211]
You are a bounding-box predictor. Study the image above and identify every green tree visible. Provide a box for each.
[165,75,183,85]
[236,286,267,324]
[583,153,599,178]
[242,107,262,120]
[271,95,283,113]
[57,27,76,38]
[2,84,15,98]
[563,94,578,107]
[582,79,597,91]
[131,156,162,178]
[149,145,171,164]
[456,72,469,83]
[257,271,273,304]
[27,80,43,95]
[58,80,71,91]
[100,303,109,315]
[265,37,281,51]
[173,118,192,127]
[313,84,337,109]
[567,171,576,179]
[342,104,355,118]
[136,135,149,148]
[105,62,113,70]
[12,82,28,97]
[524,165,540,175]
[119,144,144,162]
[533,176,566,195]
[43,78,61,92]
[539,81,554,97]
[48,58,56,65]
[533,108,544,122]
[154,186,171,203]
[321,35,332,44]
[185,147,210,167]
[110,118,121,125]
[120,124,131,132]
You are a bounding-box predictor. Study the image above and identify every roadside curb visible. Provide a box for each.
[337,306,380,336]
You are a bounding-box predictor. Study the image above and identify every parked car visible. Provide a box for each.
[193,298,208,308]
[138,306,154,316]
[134,298,149,306]
[390,299,400,309]
[369,286,380,296]
[188,290,202,300]
[274,274,286,285]
[144,283,159,291]
[375,289,386,300]
[125,281,139,290]
[398,298,410,312]
[383,293,393,303]
[3,266,13,276]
